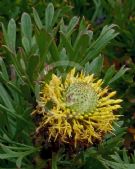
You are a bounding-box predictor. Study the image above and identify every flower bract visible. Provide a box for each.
[32,68,122,147]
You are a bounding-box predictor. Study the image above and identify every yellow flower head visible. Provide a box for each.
[32,68,122,148]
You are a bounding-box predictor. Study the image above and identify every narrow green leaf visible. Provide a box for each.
[1,23,8,44]
[2,46,26,83]
[22,36,31,54]
[27,54,40,80]
[0,143,16,155]
[7,82,23,96]
[52,153,58,169]
[108,65,128,84]
[36,29,51,56]
[85,55,103,76]
[0,153,18,159]
[0,104,32,125]
[73,33,89,61]
[45,3,54,30]
[7,18,16,52]
[49,40,59,61]
[66,16,79,37]
[60,32,74,59]
[16,156,23,168]
[21,12,32,41]
[111,153,124,163]
[102,159,135,169]
[81,25,118,64]
[87,30,93,45]
[59,48,68,61]
[33,8,43,30]
[52,9,61,27]
[79,17,87,32]
[0,57,9,81]
[36,29,52,70]
[35,83,40,100]
[0,83,14,112]
[60,18,67,34]
[36,29,51,57]
[84,157,107,169]
[123,149,130,163]
[103,65,115,84]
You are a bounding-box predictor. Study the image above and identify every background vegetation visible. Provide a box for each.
[0,0,135,168]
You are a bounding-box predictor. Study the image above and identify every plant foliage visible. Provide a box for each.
[0,2,133,169]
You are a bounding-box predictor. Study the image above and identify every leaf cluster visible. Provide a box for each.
[0,2,132,169]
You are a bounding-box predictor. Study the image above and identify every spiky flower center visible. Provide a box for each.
[65,82,98,114]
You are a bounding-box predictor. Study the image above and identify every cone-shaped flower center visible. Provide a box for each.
[66,82,98,114]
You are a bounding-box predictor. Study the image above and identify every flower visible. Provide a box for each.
[32,68,122,148]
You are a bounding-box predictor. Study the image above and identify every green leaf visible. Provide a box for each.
[33,8,43,30]
[21,12,32,41]
[60,19,67,34]
[111,153,124,163]
[0,57,9,81]
[7,82,23,96]
[0,144,16,155]
[52,153,59,169]
[87,30,93,45]
[84,55,103,76]
[79,17,87,32]
[66,16,79,37]
[73,33,89,61]
[98,122,126,157]
[60,32,74,59]
[0,83,15,112]
[108,65,128,84]
[36,29,51,57]
[84,157,107,169]
[52,9,61,27]
[16,156,23,168]
[123,149,129,163]
[7,18,16,53]
[34,83,40,100]
[27,54,40,80]
[81,24,118,64]
[22,36,31,54]
[59,48,68,61]
[103,65,115,85]
[1,23,8,45]
[49,40,59,61]
[57,48,69,72]
[0,104,31,125]
[45,3,54,30]
[0,143,38,168]
[36,29,52,70]
[102,158,135,169]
